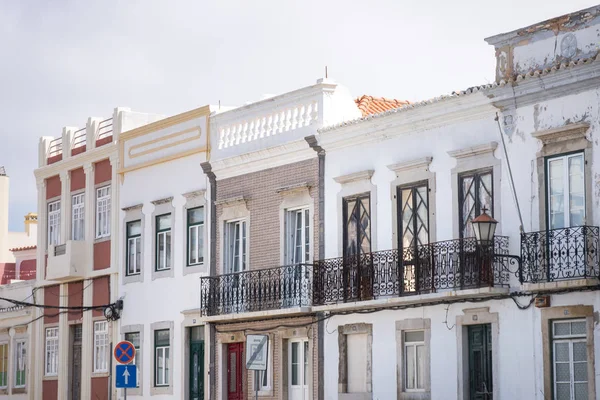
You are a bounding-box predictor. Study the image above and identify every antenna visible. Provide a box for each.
[325,66,328,79]
[218,100,221,110]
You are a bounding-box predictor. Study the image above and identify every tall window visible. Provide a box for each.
[45,327,59,376]
[0,343,7,388]
[94,321,109,372]
[255,338,271,391]
[156,214,172,271]
[398,183,429,250]
[552,319,588,400]
[404,331,425,391]
[225,220,247,273]
[125,332,140,388]
[126,220,142,276]
[155,329,170,387]
[14,340,26,388]
[96,186,111,238]
[187,207,204,266]
[285,208,310,264]
[459,170,493,238]
[47,201,61,246]
[547,153,585,229]
[343,194,371,258]
[71,193,85,240]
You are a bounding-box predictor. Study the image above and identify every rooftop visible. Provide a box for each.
[355,95,410,117]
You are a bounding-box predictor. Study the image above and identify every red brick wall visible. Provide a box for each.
[42,379,58,400]
[68,281,83,321]
[91,377,108,399]
[92,276,110,318]
[94,159,111,184]
[44,285,60,324]
[46,175,61,199]
[70,168,85,192]
[93,240,111,270]
[215,158,320,273]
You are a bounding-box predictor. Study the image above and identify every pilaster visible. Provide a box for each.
[57,284,69,400]
[59,171,69,244]
[32,288,44,400]
[83,162,95,242]
[81,278,93,400]
[109,155,119,273]
[36,179,46,281]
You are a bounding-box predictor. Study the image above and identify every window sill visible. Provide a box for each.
[92,372,110,378]
[43,376,58,381]
[183,262,208,276]
[151,385,173,396]
[94,236,111,244]
[13,387,27,394]
[339,393,372,400]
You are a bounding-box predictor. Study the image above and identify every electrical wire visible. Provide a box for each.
[43,280,94,297]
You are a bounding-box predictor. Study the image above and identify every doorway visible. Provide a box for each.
[468,324,493,400]
[189,329,204,400]
[289,339,309,400]
[70,324,82,400]
[227,343,244,400]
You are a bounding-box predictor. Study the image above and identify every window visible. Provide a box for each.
[125,332,140,388]
[187,207,204,266]
[156,214,172,271]
[398,183,429,250]
[343,194,371,258]
[45,327,59,376]
[126,220,142,276]
[154,329,170,387]
[47,201,60,246]
[14,340,26,388]
[96,186,111,238]
[71,193,85,240]
[404,331,425,391]
[225,220,247,273]
[255,338,271,391]
[547,153,585,229]
[285,208,310,264]
[459,170,493,238]
[0,343,7,388]
[94,321,109,373]
[552,319,588,400]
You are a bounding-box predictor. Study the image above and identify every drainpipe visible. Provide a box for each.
[201,161,217,400]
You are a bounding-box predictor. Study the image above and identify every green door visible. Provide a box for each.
[468,324,493,400]
[190,341,204,400]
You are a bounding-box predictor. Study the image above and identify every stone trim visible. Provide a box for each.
[122,206,144,285]
[540,305,596,399]
[396,318,431,400]
[389,156,436,247]
[531,122,589,145]
[150,321,174,396]
[183,190,208,276]
[215,195,247,207]
[151,200,175,281]
[150,196,174,206]
[455,307,499,400]
[333,170,374,185]
[276,182,311,195]
[121,203,143,212]
[449,142,501,238]
[279,186,314,265]
[218,200,250,275]
[120,324,144,396]
[338,323,373,400]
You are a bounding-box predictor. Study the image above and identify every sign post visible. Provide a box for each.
[246,335,269,400]
[114,341,137,400]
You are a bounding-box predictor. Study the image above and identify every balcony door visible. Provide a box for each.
[459,170,493,239]
[289,339,309,400]
[547,153,585,229]
[342,194,372,301]
[284,208,311,308]
[468,324,493,400]
[397,183,430,294]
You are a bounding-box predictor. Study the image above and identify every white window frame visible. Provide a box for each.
[94,321,109,373]
[552,319,588,400]
[187,207,204,266]
[126,220,142,276]
[47,200,61,247]
[155,214,172,271]
[45,327,59,376]
[95,186,111,239]
[14,339,26,388]
[225,219,247,274]
[547,152,585,229]
[154,330,170,387]
[0,343,7,389]
[255,338,272,392]
[124,332,141,388]
[71,193,85,240]
[403,330,425,392]
[285,207,310,265]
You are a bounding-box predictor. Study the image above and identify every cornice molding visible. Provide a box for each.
[448,142,498,159]
[121,203,143,212]
[34,143,117,180]
[334,170,374,185]
[215,196,247,207]
[276,182,310,196]
[387,157,433,176]
[183,190,206,199]
[531,123,590,145]
[151,197,174,206]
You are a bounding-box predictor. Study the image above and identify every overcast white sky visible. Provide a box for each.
[0,0,597,230]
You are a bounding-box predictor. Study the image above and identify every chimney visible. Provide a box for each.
[24,213,38,237]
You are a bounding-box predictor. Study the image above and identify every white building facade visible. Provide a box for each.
[314,6,600,400]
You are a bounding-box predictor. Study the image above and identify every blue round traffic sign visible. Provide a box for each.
[114,340,136,364]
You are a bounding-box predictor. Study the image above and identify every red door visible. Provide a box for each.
[227,343,244,400]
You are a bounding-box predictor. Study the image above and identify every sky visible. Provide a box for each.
[0,0,597,231]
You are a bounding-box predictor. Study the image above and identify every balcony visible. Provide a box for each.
[200,264,312,317]
[313,237,513,306]
[46,241,90,281]
[520,226,600,285]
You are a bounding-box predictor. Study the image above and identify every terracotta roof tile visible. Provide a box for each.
[10,245,37,252]
[355,95,410,117]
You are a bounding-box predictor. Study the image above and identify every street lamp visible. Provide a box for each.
[471,207,498,247]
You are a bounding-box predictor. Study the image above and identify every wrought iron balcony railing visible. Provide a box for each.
[200,263,312,316]
[313,237,512,306]
[520,225,600,283]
